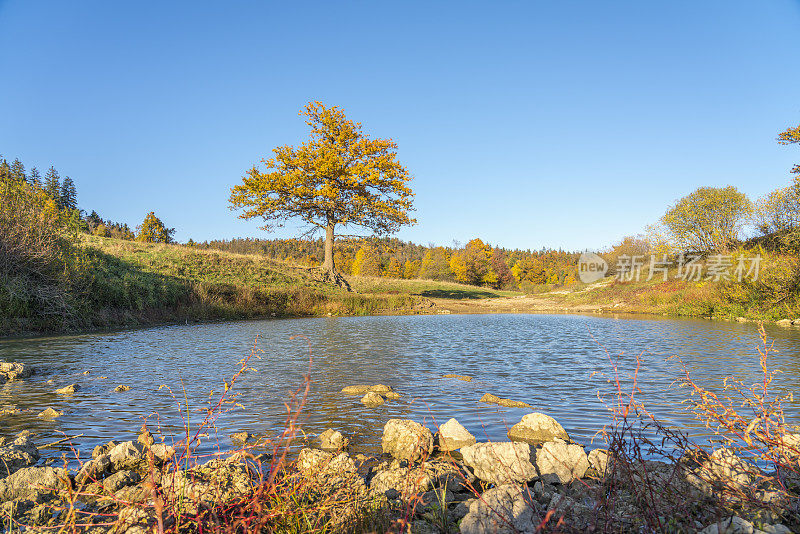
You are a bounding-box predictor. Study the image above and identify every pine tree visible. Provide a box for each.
[0,159,10,183]
[29,166,41,186]
[44,166,61,202]
[10,158,26,182]
[59,177,77,210]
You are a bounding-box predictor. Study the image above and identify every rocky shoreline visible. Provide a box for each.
[2,367,799,533]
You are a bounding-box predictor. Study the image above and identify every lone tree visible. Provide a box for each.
[229,102,415,288]
[660,186,751,253]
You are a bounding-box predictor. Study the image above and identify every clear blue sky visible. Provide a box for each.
[1,1,799,250]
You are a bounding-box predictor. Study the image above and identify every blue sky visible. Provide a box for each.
[1,1,799,250]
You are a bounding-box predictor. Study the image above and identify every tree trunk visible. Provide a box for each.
[323,222,335,274]
[320,222,352,291]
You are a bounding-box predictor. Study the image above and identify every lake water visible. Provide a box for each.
[2,313,800,463]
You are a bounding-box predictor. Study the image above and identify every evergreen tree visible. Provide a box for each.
[44,166,61,202]
[59,177,77,210]
[0,159,10,183]
[29,166,41,186]
[10,159,26,182]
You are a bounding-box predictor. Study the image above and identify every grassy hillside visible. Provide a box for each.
[540,252,800,321]
[2,235,518,336]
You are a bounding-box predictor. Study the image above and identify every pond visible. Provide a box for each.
[2,313,799,462]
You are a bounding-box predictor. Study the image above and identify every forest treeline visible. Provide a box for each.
[194,237,580,291]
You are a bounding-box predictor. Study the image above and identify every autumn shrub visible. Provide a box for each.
[0,178,79,332]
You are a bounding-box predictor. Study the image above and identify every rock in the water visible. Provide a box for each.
[342,385,371,395]
[587,448,610,475]
[114,384,131,392]
[381,419,434,463]
[442,374,472,382]
[0,405,21,417]
[776,319,793,327]
[361,391,385,407]
[460,442,537,485]
[319,428,349,451]
[507,413,569,444]
[436,418,476,451]
[479,393,531,409]
[230,432,251,445]
[459,484,537,534]
[536,441,589,483]
[55,384,79,395]
[37,407,63,419]
[0,362,32,383]
[0,466,67,502]
[342,384,395,395]
[0,434,39,478]
[383,391,401,400]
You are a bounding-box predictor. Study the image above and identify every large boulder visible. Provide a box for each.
[0,466,67,502]
[382,419,434,463]
[297,448,365,492]
[436,418,476,451]
[160,456,253,515]
[0,434,39,478]
[701,448,760,490]
[460,442,537,485]
[507,413,569,445]
[0,362,31,382]
[535,441,589,484]
[369,458,470,500]
[459,484,537,534]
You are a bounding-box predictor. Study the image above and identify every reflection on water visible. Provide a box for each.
[2,314,799,462]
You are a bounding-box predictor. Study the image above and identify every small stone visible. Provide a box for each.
[792,318,800,326]
[736,317,748,323]
[37,408,63,419]
[319,428,349,451]
[97,376,108,379]
[369,384,393,394]
[114,385,131,392]
[436,418,476,451]
[776,319,792,327]
[82,371,91,375]
[479,393,531,409]
[443,374,472,381]
[55,384,79,395]
[383,391,401,400]
[360,391,385,407]
[507,412,570,444]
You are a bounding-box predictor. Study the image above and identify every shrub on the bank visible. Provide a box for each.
[0,177,79,330]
